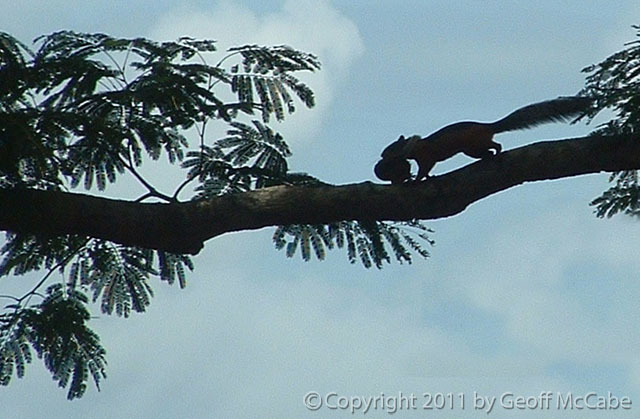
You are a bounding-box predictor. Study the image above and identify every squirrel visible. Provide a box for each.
[374,96,593,184]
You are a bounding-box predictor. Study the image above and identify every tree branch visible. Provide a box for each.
[1,134,638,255]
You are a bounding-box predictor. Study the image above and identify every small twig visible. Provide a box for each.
[135,192,153,202]
[120,153,175,203]
[121,41,134,83]
[172,105,209,201]
[215,50,243,69]
[172,174,197,201]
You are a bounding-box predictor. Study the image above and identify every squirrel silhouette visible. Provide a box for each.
[374,96,592,183]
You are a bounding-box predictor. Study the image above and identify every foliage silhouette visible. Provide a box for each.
[0,31,432,398]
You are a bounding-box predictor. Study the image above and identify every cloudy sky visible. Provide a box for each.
[2,1,640,418]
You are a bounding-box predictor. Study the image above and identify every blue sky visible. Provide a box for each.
[1,1,640,418]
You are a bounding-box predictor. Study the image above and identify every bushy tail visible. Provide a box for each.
[490,96,592,133]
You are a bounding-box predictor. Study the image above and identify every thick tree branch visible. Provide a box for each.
[1,134,638,255]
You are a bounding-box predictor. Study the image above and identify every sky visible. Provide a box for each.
[1,1,640,418]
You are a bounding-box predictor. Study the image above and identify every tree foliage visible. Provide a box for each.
[0,284,106,400]
[581,25,640,217]
[273,220,433,268]
[0,31,433,398]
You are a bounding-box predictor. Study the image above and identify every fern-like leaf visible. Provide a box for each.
[273,221,433,268]
[226,44,319,121]
[19,284,107,400]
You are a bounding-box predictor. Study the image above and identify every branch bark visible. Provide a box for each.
[1,134,638,255]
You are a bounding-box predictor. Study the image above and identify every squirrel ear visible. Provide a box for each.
[398,135,406,141]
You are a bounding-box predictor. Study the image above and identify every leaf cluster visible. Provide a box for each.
[0,284,106,400]
[0,30,432,399]
[182,119,294,196]
[0,233,194,396]
[1,233,194,314]
[0,31,328,398]
[273,220,434,269]
[0,31,319,191]
[581,25,640,217]
[229,44,320,122]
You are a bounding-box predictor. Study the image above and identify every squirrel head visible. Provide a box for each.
[374,157,411,184]
[381,134,421,159]
[380,135,408,159]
